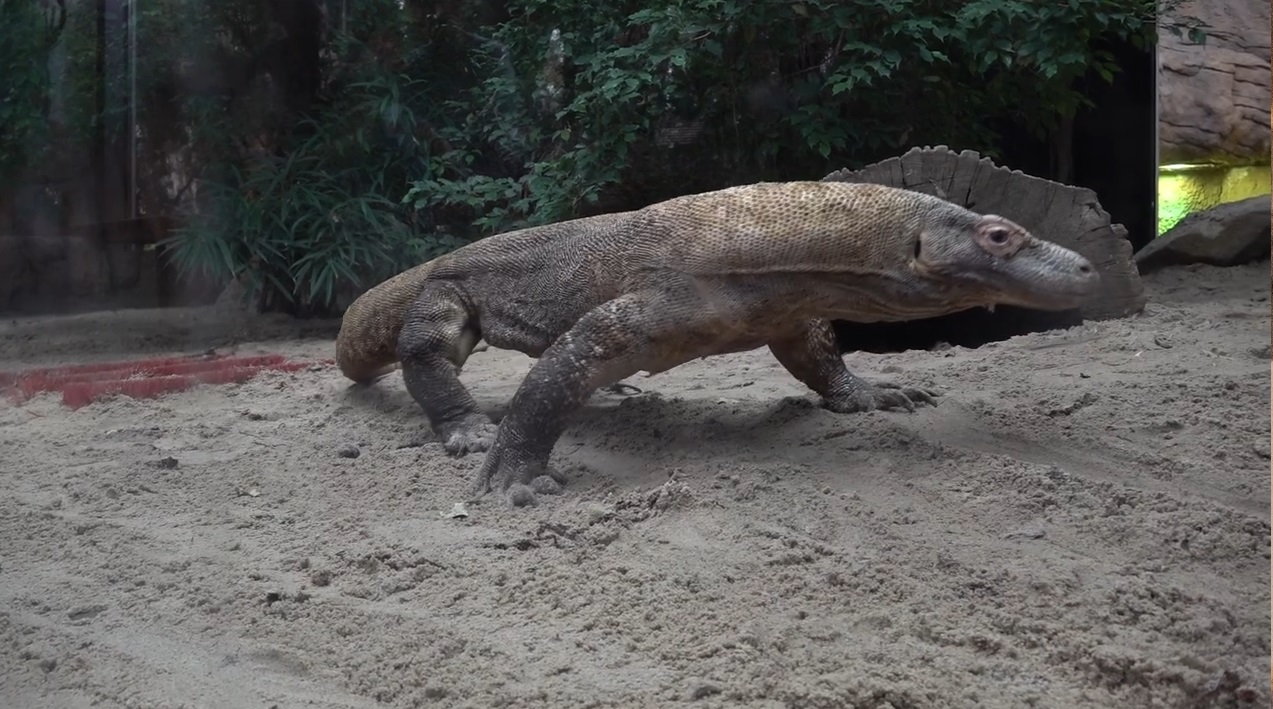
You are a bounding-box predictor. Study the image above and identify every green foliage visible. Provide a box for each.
[0,0,64,186]
[404,0,1182,237]
[3,0,1209,313]
[147,0,466,314]
[162,39,465,314]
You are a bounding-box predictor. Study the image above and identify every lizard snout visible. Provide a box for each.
[1013,241,1101,309]
[1070,253,1099,292]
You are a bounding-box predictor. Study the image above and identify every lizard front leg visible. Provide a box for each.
[397,284,497,455]
[474,291,684,506]
[768,318,938,413]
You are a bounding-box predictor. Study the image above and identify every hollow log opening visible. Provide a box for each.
[832,306,1086,354]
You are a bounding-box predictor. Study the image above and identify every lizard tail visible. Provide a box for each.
[335,260,438,383]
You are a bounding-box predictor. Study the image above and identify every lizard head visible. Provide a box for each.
[913,211,1099,312]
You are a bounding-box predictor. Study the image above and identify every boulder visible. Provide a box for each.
[1158,0,1271,165]
[1134,194,1271,272]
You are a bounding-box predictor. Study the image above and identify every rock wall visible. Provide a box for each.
[1157,164,1271,232]
[1158,0,1271,165]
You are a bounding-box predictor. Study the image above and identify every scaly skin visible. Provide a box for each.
[336,181,1099,506]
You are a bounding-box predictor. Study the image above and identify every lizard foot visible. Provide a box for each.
[436,415,499,456]
[505,476,566,507]
[602,382,643,396]
[473,442,567,507]
[823,381,940,414]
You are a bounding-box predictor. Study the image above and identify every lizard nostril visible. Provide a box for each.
[1078,262,1093,275]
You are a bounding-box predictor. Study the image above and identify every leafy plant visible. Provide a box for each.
[0,0,66,187]
[3,0,1209,313]
[162,70,464,314]
[404,0,1195,238]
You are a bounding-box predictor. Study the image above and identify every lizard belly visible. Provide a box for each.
[640,330,772,376]
[473,281,604,357]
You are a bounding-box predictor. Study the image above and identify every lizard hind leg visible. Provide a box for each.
[474,290,689,506]
[768,318,939,413]
[397,284,498,456]
[451,325,484,373]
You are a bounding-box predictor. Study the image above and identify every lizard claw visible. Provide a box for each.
[473,439,566,507]
[822,381,941,414]
[437,417,499,456]
[871,382,940,411]
[602,382,643,396]
[504,476,565,508]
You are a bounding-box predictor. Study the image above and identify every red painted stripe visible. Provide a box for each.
[58,359,324,408]
[7,355,288,396]
[0,354,230,386]
[3,353,332,408]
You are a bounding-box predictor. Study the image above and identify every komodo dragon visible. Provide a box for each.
[336,181,1098,506]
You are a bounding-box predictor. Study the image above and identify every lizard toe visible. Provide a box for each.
[873,389,917,412]
[530,475,564,496]
[505,475,564,507]
[866,380,940,411]
[901,386,940,407]
[821,390,877,414]
[871,387,941,412]
[507,483,538,507]
[474,441,556,505]
[603,382,644,396]
[822,382,940,414]
[440,421,499,456]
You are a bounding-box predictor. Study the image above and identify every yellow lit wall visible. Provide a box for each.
[1157,164,1271,235]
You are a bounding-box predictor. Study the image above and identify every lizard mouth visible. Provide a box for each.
[979,271,1098,311]
[946,254,1099,312]
[912,236,1098,314]
[996,239,1098,310]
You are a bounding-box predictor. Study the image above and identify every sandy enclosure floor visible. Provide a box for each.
[0,262,1269,709]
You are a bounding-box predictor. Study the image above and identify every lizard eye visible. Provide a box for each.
[974,218,1024,256]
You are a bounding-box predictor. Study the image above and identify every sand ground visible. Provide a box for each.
[0,261,1268,709]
